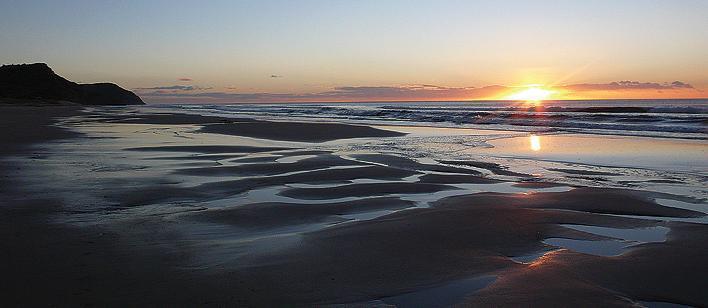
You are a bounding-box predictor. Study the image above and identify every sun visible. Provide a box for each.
[505,87,555,102]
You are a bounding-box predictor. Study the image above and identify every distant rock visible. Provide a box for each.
[78,83,144,105]
[0,63,144,105]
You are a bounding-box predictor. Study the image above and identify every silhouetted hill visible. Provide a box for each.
[0,63,144,105]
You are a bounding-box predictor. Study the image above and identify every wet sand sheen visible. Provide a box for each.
[1,106,706,306]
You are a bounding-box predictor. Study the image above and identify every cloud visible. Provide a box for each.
[134,85,212,94]
[321,85,479,99]
[136,85,200,91]
[178,78,193,82]
[136,80,700,103]
[270,75,283,78]
[562,80,694,91]
[138,84,504,103]
[668,81,694,88]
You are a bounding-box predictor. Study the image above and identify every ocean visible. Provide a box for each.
[165,99,708,139]
[144,99,708,199]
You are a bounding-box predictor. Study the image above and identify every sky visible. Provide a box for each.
[1,0,707,103]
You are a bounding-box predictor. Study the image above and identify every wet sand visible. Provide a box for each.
[201,121,406,142]
[465,222,708,307]
[1,105,706,306]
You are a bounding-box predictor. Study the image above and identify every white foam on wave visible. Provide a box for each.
[165,101,708,139]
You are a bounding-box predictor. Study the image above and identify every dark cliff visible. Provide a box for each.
[0,63,144,105]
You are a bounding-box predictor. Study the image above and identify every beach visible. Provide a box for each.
[1,104,707,307]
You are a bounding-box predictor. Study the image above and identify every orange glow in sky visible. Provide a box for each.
[504,87,556,101]
[8,2,701,103]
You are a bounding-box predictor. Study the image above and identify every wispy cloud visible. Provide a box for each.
[139,84,504,103]
[136,85,200,91]
[321,85,484,99]
[134,85,212,93]
[137,80,700,103]
[562,80,694,91]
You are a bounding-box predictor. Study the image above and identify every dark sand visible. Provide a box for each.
[2,106,706,307]
[100,110,406,142]
[512,181,570,188]
[0,105,82,154]
[353,154,485,175]
[147,154,247,161]
[185,197,416,230]
[126,144,291,153]
[201,188,692,305]
[456,188,704,218]
[279,182,457,200]
[419,173,502,184]
[464,222,708,307]
[104,112,253,124]
[175,154,368,176]
[200,121,406,142]
[109,164,421,206]
[438,160,533,177]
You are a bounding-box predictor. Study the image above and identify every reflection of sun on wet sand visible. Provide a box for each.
[529,134,542,151]
[485,133,708,171]
[1,105,707,306]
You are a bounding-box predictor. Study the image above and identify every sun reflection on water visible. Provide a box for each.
[530,134,541,151]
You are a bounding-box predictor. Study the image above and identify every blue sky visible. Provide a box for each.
[1,0,707,101]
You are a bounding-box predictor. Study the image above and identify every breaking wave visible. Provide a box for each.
[166,99,708,139]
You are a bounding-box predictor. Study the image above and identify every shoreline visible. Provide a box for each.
[1,105,706,306]
[145,97,708,106]
[156,100,708,141]
[174,111,708,141]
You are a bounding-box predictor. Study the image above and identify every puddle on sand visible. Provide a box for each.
[339,209,396,221]
[562,225,669,243]
[275,155,317,163]
[510,249,557,263]
[543,238,628,256]
[654,198,708,215]
[378,275,496,308]
[511,226,669,262]
[543,225,669,257]
[398,181,572,209]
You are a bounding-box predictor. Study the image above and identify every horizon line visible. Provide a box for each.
[144,97,708,105]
